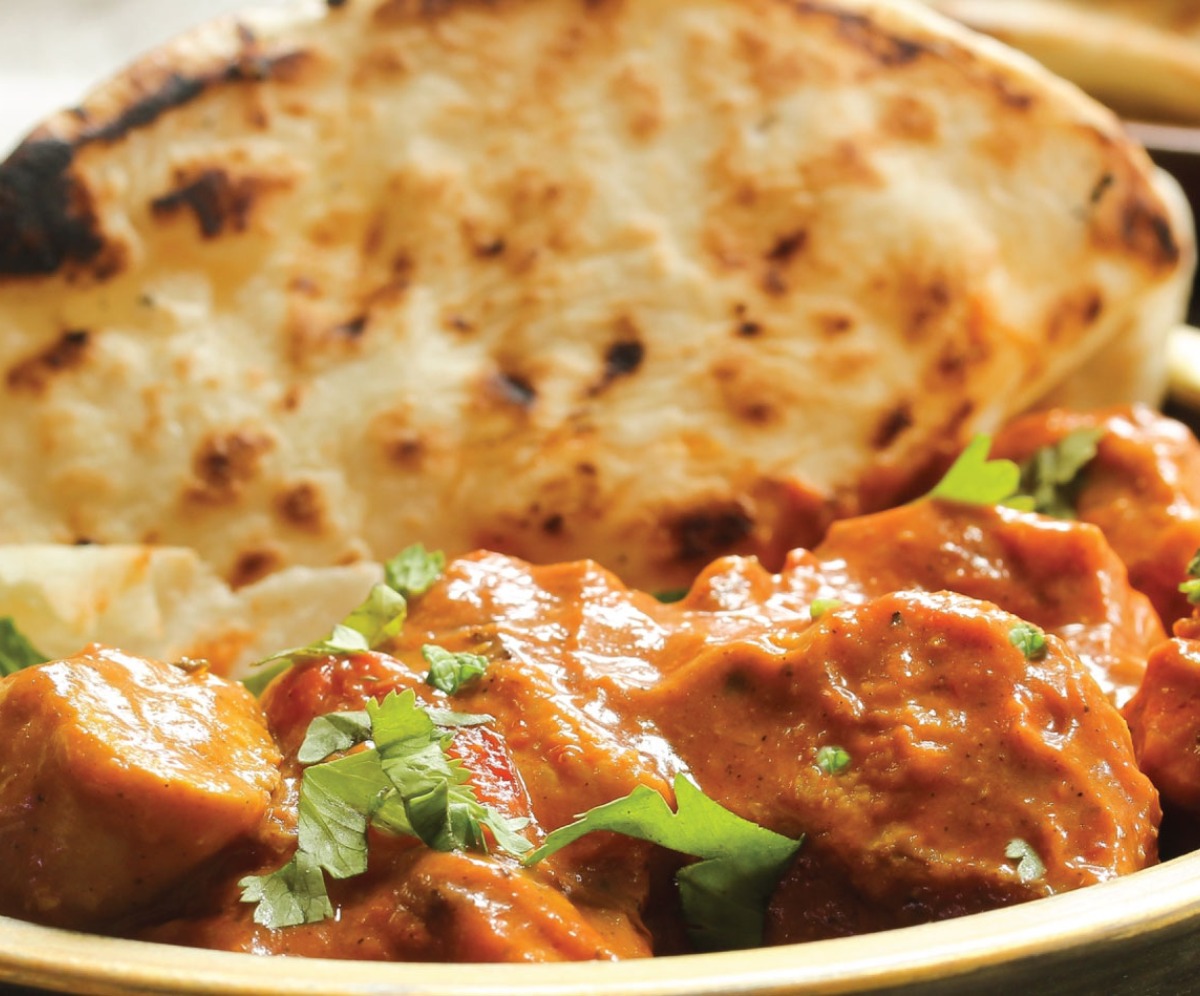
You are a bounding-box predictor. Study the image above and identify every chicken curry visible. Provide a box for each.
[1,404,1199,961]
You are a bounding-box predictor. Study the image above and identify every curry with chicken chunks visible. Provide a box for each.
[3,404,1200,961]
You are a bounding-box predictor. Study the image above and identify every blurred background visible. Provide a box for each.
[0,0,289,152]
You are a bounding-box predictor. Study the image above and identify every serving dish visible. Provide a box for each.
[2,4,1200,995]
[2,845,1200,995]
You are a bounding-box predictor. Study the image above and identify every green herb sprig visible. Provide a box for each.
[1007,622,1048,661]
[1017,427,1104,519]
[243,544,445,696]
[523,774,802,951]
[1180,549,1200,606]
[1005,838,1045,883]
[925,430,1103,517]
[0,618,49,677]
[925,436,1030,507]
[239,689,530,927]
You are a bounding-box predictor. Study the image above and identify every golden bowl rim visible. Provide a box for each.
[2,844,1199,995]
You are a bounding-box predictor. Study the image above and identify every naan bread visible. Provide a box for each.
[925,1,1200,124]
[0,0,1191,591]
[0,545,378,673]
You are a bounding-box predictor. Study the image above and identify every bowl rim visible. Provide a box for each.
[3,846,1200,996]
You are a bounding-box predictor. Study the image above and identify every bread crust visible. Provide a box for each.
[0,0,1190,588]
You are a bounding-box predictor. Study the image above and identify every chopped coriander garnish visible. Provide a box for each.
[423,645,489,695]
[925,436,1031,509]
[239,851,333,929]
[297,750,381,878]
[296,710,371,765]
[654,588,690,604]
[815,745,851,775]
[809,598,843,620]
[1008,622,1047,661]
[242,545,447,696]
[1180,549,1200,605]
[0,617,49,677]
[240,658,293,698]
[384,544,446,599]
[523,773,802,951]
[240,690,531,927]
[1005,838,1045,883]
[1016,427,1104,519]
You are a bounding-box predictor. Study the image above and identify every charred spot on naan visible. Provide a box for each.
[1084,130,1180,272]
[185,429,276,506]
[274,481,331,534]
[229,546,287,590]
[0,26,318,281]
[6,330,92,394]
[150,166,292,239]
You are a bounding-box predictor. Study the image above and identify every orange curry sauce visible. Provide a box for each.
[3,404,1200,961]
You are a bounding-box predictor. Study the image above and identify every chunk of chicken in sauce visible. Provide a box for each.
[1124,616,1200,820]
[992,404,1200,630]
[148,638,671,961]
[0,500,1165,959]
[0,647,281,931]
[645,589,1157,942]
[684,499,1164,705]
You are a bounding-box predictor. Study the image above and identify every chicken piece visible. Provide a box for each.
[642,590,1160,943]
[676,500,1164,705]
[390,553,682,834]
[0,645,281,930]
[992,404,1200,629]
[811,500,1165,704]
[1123,618,1200,818]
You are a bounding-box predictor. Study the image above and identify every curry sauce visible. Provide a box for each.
[0,405,1197,961]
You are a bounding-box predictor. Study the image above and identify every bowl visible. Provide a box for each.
[2,8,1200,996]
[2,846,1200,995]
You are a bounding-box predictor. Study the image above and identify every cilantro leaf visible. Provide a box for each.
[809,599,843,621]
[1008,622,1048,661]
[1005,838,1045,883]
[298,751,388,878]
[368,688,438,751]
[243,545,448,696]
[815,745,851,775]
[241,690,530,928]
[384,544,446,599]
[253,586,404,673]
[341,584,409,647]
[376,692,531,855]
[296,710,372,764]
[423,644,489,695]
[524,773,802,950]
[368,692,531,855]
[0,618,49,677]
[426,708,495,728]
[654,588,690,604]
[238,851,333,928]
[1016,427,1104,519]
[1180,549,1200,605]
[246,567,428,696]
[240,658,294,698]
[926,436,1030,508]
